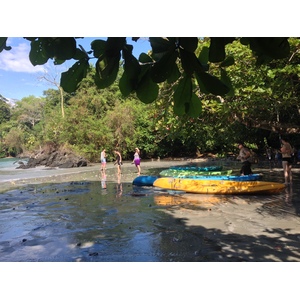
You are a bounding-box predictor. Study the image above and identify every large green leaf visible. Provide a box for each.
[30,38,77,65]
[60,59,89,93]
[106,37,126,54]
[220,69,234,96]
[72,48,89,60]
[180,48,205,76]
[173,76,192,115]
[119,71,132,97]
[247,37,290,59]
[29,40,49,66]
[150,37,176,61]
[195,71,229,96]
[167,63,181,84]
[43,37,77,60]
[136,70,159,103]
[104,38,127,69]
[209,38,226,62]
[255,54,273,65]
[179,37,199,52]
[95,51,121,89]
[138,53,153,80]
[149,37,175,53]
[198,46,209,65]
[219,55,235,67]
[119,48,141,96]
[150,49,178,83]
[198,46,209,72]
[139,52,153,64]
[209,37,235,62]
[0,38,11,52]
[53,59,66,66]
[94,38,126,89]
[186,92,202,117]
[195,74,209,94]
[91,39,107,57]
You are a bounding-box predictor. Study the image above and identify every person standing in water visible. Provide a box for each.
[132,147,141,175]
[280,136,293,185]
[114,150,122,175]
[100,149,106,173]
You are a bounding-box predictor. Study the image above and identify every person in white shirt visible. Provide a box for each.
[100,149,106,173]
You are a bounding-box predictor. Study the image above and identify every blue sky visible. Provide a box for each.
[0,37,151,101]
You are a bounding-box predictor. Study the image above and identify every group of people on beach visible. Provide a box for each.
[100,147,141,176]
[100,139,293,187]
[237,137,293,186]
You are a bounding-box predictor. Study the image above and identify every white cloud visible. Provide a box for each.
[0,41,46,73]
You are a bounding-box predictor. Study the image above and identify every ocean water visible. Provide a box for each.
[0,157,101,184]
[0,157,34,183]
[0,157,28,170]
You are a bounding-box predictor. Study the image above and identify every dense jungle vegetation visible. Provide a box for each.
[1,37,300,162]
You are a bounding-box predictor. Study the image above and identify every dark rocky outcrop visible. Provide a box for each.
[16,144,88,169]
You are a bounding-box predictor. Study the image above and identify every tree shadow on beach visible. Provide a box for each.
[148,190,300,262]
[156,216,300,262]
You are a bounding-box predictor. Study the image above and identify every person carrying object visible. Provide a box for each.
[237,142,253,175]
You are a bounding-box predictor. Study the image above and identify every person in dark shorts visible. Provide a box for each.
[114,150,122,175]
[280,136,293,185]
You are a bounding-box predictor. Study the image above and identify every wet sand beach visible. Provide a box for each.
[0,158,300,263]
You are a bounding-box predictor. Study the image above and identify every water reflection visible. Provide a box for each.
[154,193,227,210]
[284,184,293,206]
[116,174,122,197]
[251,169,300,218]
[101,173,107,189]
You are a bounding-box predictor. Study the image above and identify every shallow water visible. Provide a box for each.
[0,181,184,261]
[0,164,300,262]
[0,157,28,169]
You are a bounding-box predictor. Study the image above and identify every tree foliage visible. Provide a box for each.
[12,95,46,128]
[1,37,300,159]
[217,39,300,134]
[0,99,10,124]
[1,37,296,119]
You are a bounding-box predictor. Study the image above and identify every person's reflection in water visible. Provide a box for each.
[116,173,123,198]
[284,184,293,206]
[101,172,107,189]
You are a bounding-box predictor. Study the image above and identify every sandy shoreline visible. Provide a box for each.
[1,158,300,262]
[0,158,208,193]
